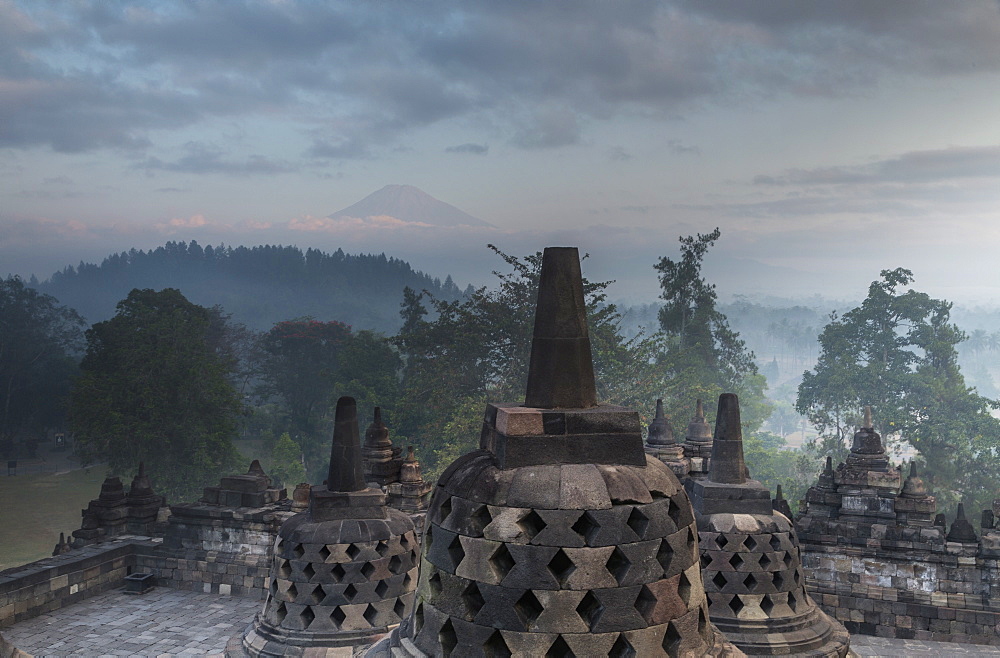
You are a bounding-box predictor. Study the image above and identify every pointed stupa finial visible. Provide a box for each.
[910,461,918,478]
[328,396,365,492]
[695,398,704,420]
[863,406,873,430]
[709,393,747,484]
[374,406,383,425]
[138,461,145,477]
[947,502,979,543]
[655,398,664,419]
[405,446,417,462]
[824,455,834,474]
[248,459,265,476]
[776,484,785,500]
[524,247,597,409]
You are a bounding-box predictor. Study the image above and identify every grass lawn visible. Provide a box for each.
[0,468,107,572]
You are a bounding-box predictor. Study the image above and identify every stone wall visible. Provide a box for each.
[801,543,1000,644]
[0,539,150,628]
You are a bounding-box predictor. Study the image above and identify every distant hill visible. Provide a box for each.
[36,242,467,332]
[329,184,494,228]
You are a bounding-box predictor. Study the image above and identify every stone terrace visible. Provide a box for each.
[2,585,999,657]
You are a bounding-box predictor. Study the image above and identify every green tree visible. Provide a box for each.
[0,277,86,456]
[70,288,242,501]
[654,229,770,432]
[269,432,306,491]
[796,268,1000,514]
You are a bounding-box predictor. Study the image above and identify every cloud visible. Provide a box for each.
[287,214,435,233]
[666,140,699,155]
[9,1,994,159]
[445,143,488,155]
[608,146,632,161]
[137,142,297,176]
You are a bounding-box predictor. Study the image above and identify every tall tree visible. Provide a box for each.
[0,277,85,456]
[796,268,1000,513]
[654,229,770,431]
[70,288,242,501]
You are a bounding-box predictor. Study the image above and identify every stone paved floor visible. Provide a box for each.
[3,587,1000,656]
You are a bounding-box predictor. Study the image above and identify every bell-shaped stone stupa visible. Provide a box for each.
[242,397,419,656]
[646,399,689,479]
[375,247,737,657]
[691,394,851,656]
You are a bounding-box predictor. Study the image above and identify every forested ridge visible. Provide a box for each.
[36,241,467,332]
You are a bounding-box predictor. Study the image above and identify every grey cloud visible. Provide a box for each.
[510,108,581,149]
[446,143,489,155]
[137,143,297,176]
[667,140,699,155]
[608,146,632,161]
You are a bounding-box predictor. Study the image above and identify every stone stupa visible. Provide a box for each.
[373,247,738,657]
[690,394,851,656]
[241,397,419,656]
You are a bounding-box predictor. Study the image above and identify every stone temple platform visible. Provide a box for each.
[3,584,1000,656]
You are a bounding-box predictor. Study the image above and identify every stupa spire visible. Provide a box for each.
[709,393,747,484]
[523,247,597,408]
[327,396,364,492]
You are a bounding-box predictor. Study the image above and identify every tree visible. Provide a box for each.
[0,277,85,456]
[796,268,1000,514]
[269,432,306,490]
[70,288,242,501]
[654,229,770,431]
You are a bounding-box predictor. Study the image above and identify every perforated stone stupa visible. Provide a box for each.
[645,398,688,479]
[375,247,738,657]
[242,397,419,656]
[691,394,851,656]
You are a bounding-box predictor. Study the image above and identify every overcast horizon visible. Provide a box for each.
[4,1,1000,306]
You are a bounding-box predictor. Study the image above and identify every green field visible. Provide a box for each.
[0,468,107,572]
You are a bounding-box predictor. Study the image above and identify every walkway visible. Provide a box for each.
[3,586,999,657]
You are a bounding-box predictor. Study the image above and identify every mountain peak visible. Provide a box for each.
[329,184,494,228]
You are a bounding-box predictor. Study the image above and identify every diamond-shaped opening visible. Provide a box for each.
[302,562,316,580]
[286,582,298,601]
[347,543,361,560]
[331,563,346,583]
[447,535,466,568]
[656,538,673,573]
[667,498,684,526]
[760,594,774,616]
[471,505,494,534]
[514,590,544,630]
[394,597,406,620]
[343,583,358,602]
[678,571,692,606]
[743,573,758,591]
[576,590,604,630]
[743,535,758,551]
[363,603,378,627]
[547,549,576,586]
[292,543,305,559]
[571,511,599,543]
[403,572,413,589]
[307,584,326,605]
[275,602,287,624]
[318,545,332,562]
[698,606,709,637]
[788,591,797,612]
[462,581,486,619]
[770,533,783,551]
[711,571,727,590]
[278,559,291,579]
[783,551,794,568]
[375,580,389,598]
[413,602,424,634]
[484,629,512,658]
[517,510,546,540]
[794,568,801,584]
[439,618,458,657]
[400,531,413,551]
[716,533,729,549]
[331,605,346,629]
[545,635,572,658]
[376,540,389,557]
[701,552,711,569]
[686,527,696,553]
[729,594,745,616]
[269,579,278,597]
[489,544,515,580]
[662,621,682,653]
[609,633,636,658]
[361,561,376,579]
[634,585,657,624]
[300,605,315,628]
[626,507,649,539]
[606,547,631,585]
[438,496,453,524]
[389,554,403,574]
[772,571,785,589]
[729,552,744,570]
[758,553,770,570]
[428,571,443,596]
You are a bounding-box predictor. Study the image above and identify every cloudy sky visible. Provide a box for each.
[3,1,1000,304]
